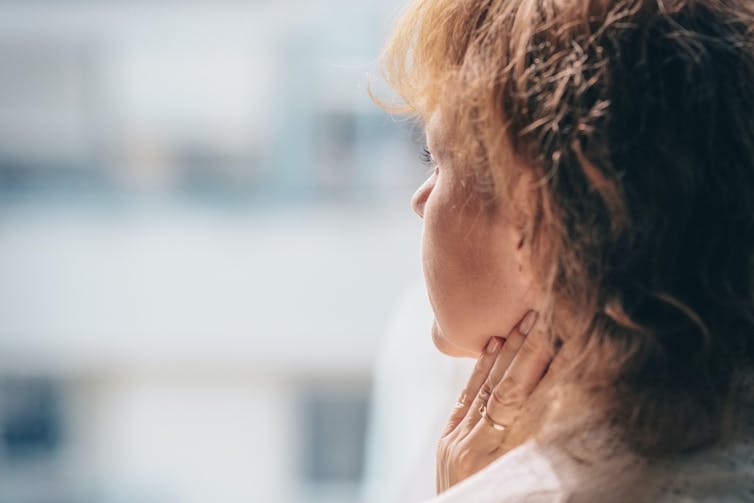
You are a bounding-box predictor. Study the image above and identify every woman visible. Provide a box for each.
[377,0,754,500]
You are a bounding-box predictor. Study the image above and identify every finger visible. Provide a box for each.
[483,324,554,433]
[441,336,503,436]
[458,310,538,434]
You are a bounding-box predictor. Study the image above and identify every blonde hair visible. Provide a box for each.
[378,0,754,456]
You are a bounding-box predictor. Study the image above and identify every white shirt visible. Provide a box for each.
[423,376,754,503]
[423,437,754,502]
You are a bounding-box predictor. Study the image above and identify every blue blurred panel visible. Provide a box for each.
[0,378,61,458]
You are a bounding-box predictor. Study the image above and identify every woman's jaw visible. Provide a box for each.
[431,319,483,358]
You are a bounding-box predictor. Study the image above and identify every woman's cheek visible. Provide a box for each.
[422,220,462,354]
[421,193,483,356]
[423,250,488,357]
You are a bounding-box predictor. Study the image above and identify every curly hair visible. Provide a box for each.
[378,0,754,456]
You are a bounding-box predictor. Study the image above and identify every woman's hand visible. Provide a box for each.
[435,310,554,494]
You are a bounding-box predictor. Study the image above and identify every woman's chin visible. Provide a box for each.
[431,320,479,358]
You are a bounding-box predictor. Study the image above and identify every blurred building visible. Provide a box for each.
[0,1,428,502]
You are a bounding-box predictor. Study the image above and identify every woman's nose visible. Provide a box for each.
[411,177,433,218]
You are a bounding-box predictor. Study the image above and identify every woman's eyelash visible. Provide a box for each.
[420,146,433,165]
[420,145,440,176]
[420,146,437,178]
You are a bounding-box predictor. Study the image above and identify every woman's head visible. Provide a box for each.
[381,0,754,454]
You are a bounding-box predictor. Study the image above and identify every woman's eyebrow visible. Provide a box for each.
[424,135,433,154]
[424,133,442,161]
[425,114,449,160]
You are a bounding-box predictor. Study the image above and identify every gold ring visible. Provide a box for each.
[480,405,507,432]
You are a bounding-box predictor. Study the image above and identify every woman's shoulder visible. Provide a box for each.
[424,434,754,503]
[647,369,754,501]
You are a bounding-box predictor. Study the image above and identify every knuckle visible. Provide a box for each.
[454,446,475,470]
[517,339,541,360]
[444,410,465,435]
[478,383,492,402]
[447,408,464,425]
[491,382,508,405]
[449,404,463,419]
[439,432,459,451]
[491,376,523,406]
[456,392,471,407]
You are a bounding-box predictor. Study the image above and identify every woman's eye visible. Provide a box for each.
[420,146,437,176]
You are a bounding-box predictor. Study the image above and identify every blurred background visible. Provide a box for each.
[0,1,436,502]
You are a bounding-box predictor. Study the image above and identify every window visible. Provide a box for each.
[0,378,62,459]
[297,382,370,486]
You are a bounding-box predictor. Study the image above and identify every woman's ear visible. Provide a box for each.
[514,226,529,275]
[511,171,536,255]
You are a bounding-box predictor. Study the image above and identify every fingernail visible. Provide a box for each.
[518,310,539,336]
[485,337,501,354]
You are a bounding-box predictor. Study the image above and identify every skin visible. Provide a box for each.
[435,313,555,493]
[411,113,557,493]
[411,113,540,357]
